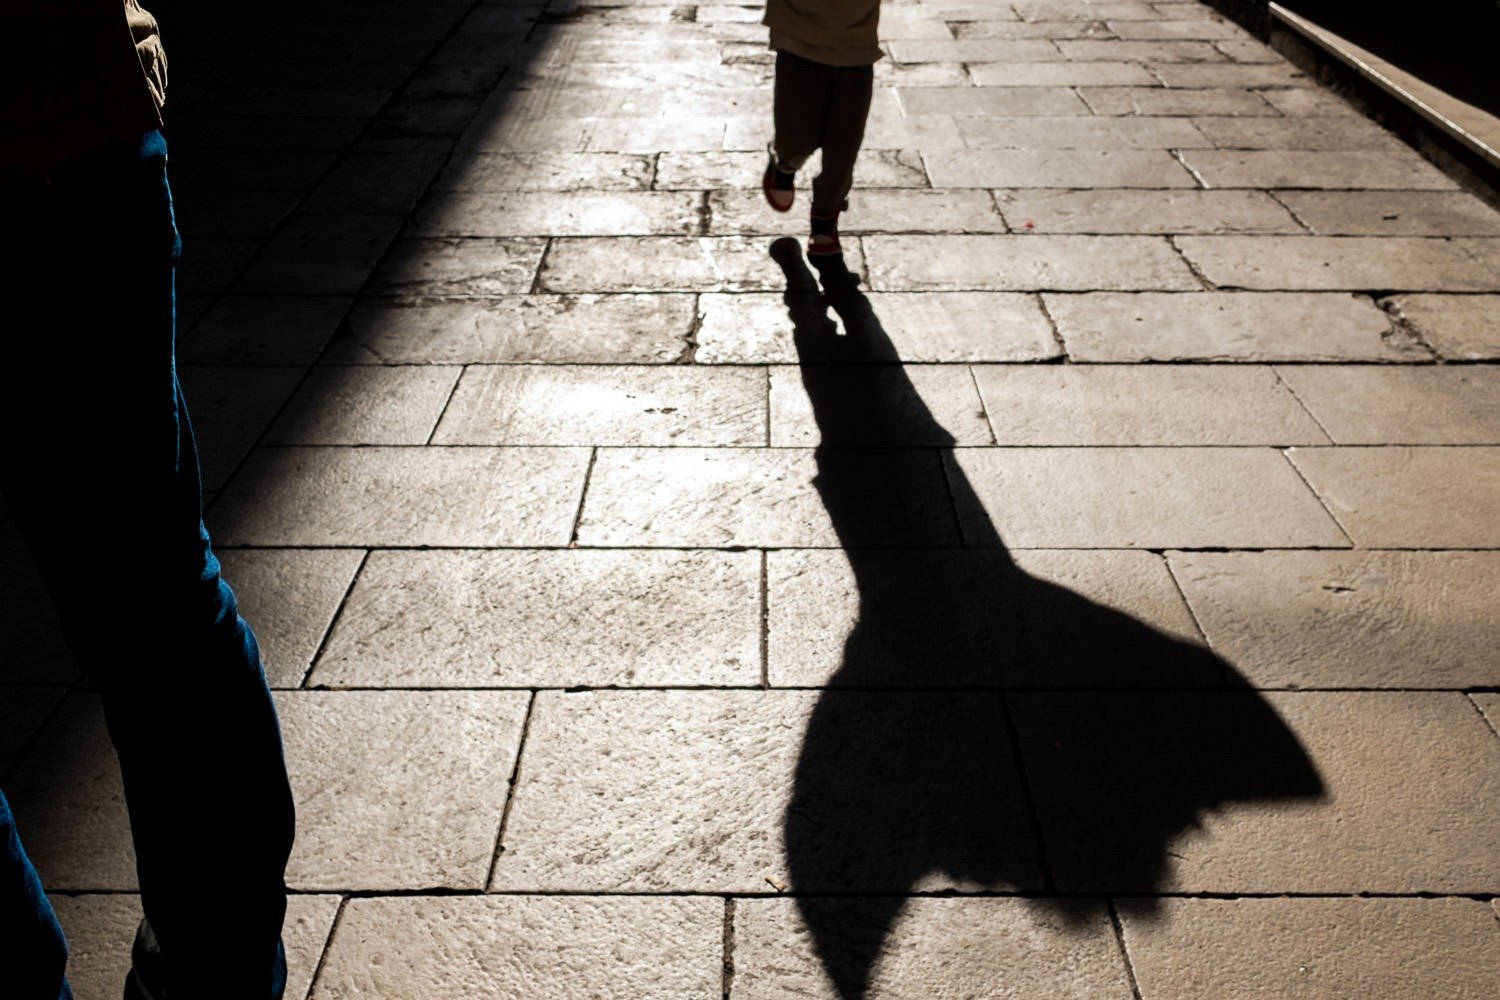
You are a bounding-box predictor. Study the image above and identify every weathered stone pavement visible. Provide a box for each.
[3,0,1499,996]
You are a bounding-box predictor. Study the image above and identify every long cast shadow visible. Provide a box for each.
[770,240,1325,997]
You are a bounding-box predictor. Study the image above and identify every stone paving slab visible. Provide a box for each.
[5,697,136,889]
[0,686,65,771]
[897,86,1089,116]
[54,893,340,1000]
[1146,62,1305,86]
[0,524,79,685]
[654,149,929,190]
[216,548,364,688]
[1276,191,1500,236]
[949,447,1350,548]
[1275,366,1500,444]
[179,295,352,366]
[1120,898,1500,1000]
[311,549,761,688]
[539,236,839,293]
[329,295,696,364]
[955,115,1213,149]
[972,365,1327,444]
[1288,446,1500,548]
[711,190,1005,236]
[865,235,1198,290]
[434,364,766,446]
[279,690,529,890]
[1014,691,1500,893]
[494,689,1042,893]
[265,365,461,445]
[1475,694,1500,737]
[1189,114,1406,150]
[1170,550,1500,688]
[923,148,1198,188]
[368,237,546,297]
[182,365,307,491]
[965,61,1158,86]
[1046,291,1411,361]
[1177,236,1500,291]
[314,896,721,999]
[767,548,1209,688]
[734,898,1133,1000]
[994,189,1301,234]
[1080,86,1275,116]
[769,366,992,446]
[1180,149,1458,190]
[695,291,1061,364]
[1386,294,1500,360]
[577,447,959,548]
[413,190,702,237]
[432,151,653,191]
[211,446,590,547]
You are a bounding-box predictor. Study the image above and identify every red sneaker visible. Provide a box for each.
[808,207,841,256]
[763,150,795,212]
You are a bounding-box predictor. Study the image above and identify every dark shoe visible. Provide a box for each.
[123,920,167,1000]
[808,207,842,256]
[763,148,795,212]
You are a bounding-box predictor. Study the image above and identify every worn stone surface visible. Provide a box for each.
[973,365,1327,444]
[1180,150,1458,190]
[695,291,1060,364]
[4,696,135,889]
[1171,550,1500,688]
[1081,86,1273,116]
[1386,294,1500,359]
[211,446,589,546]
[1277,191,1500,235]
[413,190,701,237]
[314,896,720,998]
[767,548,1208,688]
[734,898,1133,999]
[1046,292,1405,361]
[330,294,695,364]
[579,447,959,548]
[279,690,528,890]
[1475,694,1500,737]
[53,894,341,1000]
[432,151,653,191]
[967,60,1157,85]
[1276,366,1500,444]
[266,365,461,445]
[180,365,307,491]
[434,364,766,445]
[1190,115,1403,150]
[367,237,546,296]
[540,236,821,292]
[995,189,1300,234]
[1177,236,1500,291]
[956,115,1212,149]
[950,448,1348,548]
[655,149,929,189]
[216,548,364,688]
[1288,446,1500,547]
[710,189,1006,235]
[312,549,760,688]
[494,690,1041,892]
[898,86,1088,116]
[1015,691,1500,892]
[865,235,1197,290]
[1122,898,1500,1000]
[924,149,1197,188]
[178,295,352,366]
[0,685,65,770]
[769,365,991,446]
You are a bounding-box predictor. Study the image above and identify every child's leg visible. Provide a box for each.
[811,64,874,212]
[772,50,828,172]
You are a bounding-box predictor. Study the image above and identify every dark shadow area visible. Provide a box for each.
[772,239,1326,998]
[1277,0,1500,117]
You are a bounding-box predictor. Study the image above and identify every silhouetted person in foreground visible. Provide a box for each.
[761,0,882,257]
[770,241,1325,998]
[1,3,295,998]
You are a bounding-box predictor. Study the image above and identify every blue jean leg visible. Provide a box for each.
[0,132,294,1000]
[0,790,72,1000]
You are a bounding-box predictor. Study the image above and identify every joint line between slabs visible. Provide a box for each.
[1107,898,1146,1000]
[299,548,373,690]
[486,689,538,891]
[305,894,351,999]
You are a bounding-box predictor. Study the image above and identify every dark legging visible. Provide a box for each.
[772,50,875,212]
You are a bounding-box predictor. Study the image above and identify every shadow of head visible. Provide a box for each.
[767,239,1326,998]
